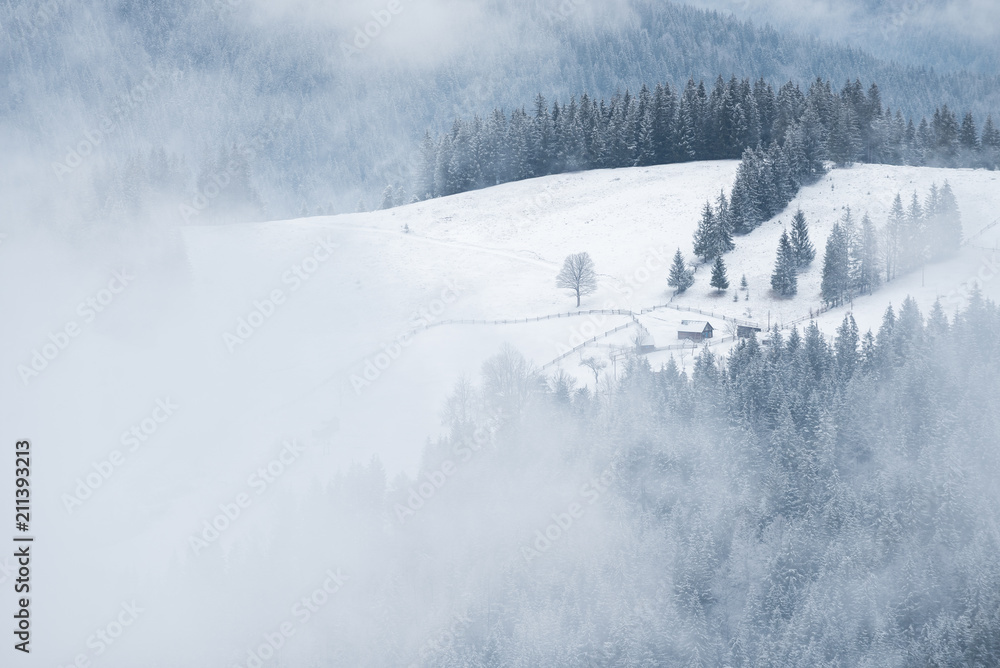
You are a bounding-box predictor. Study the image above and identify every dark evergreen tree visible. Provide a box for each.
[982,115,1000,169]
[712,190,735,257]
[667,249,694,294]
[821,221,850,306]
[693,201,716,263]
[834,313,859,382]
[710,256,729,293]
[789,209,815,267]
[855,213,881,295]
[770,230,798,297]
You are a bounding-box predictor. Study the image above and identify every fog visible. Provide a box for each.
[687,0,1000,72]
[2,0,1000,666]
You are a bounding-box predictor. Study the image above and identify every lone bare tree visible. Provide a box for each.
[580,356,608,386]
[557,252,597,307]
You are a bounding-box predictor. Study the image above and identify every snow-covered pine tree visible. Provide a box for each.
[834,313,859,383]
[936,181,962,254]
[924,181,962,259]
[713,190,735,256]
[959,112,979,165]
[770,229,798,297]
[417,131,437,199]
[821,221,850,306]
[380,186,395,210]
[790,209,815,267]
[883,193,905,281]
[855,213,881,295]
[902,192,926,272]
[982,115,1000,170]
[710,256,729,293]
[667,249,694,294]
[693,202,716,263]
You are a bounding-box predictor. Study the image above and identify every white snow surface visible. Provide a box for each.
[3,160,1000,666]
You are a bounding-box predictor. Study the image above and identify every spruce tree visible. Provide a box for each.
[834,313,859,382]
[714,190,735,256]
[903,192,925,272]
[789,209,815,267]
[821,222,850,306]
[710,256,729,293]
[771,230,798,297]
[693,202,716,263]
[855,213,881,295]
[667,249,694,294]
[982,115,1000,169]
[884,193,905,281]
[936,181,962,255]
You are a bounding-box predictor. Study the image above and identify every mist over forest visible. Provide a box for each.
[3,1,1000,666]
[4,0,1000,225]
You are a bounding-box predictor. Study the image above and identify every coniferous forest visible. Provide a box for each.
[410,76,999,207]
[277,294,1000,666]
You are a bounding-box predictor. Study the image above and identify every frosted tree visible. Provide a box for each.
[883,193,905,281]
[693,201,717,263]
[789,209,815,267]
[854,213,881,295]
[710,256,729,293]
[982,115,1000,169]
[557,252,598,307]
[931,181,962,255]
[821,221,850,306]
[771,230,798,297]
[379,186,395,210]
[713,190,735,256]
[667,249,695,294]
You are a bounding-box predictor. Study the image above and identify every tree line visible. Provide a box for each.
[410,76,1000,202]
[817,182,962,305]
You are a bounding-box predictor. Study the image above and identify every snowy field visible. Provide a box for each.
[2,160,1000,665]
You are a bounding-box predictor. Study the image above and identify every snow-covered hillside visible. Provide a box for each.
[3,160,1000,666]
[181,161,1000,480]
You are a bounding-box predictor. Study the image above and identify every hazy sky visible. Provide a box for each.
[686,0,1000,67]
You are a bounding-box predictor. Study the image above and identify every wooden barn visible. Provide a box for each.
[737,325,762,338]
[677,320,714,342]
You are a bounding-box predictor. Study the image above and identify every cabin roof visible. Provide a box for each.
[679,320,712,332]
